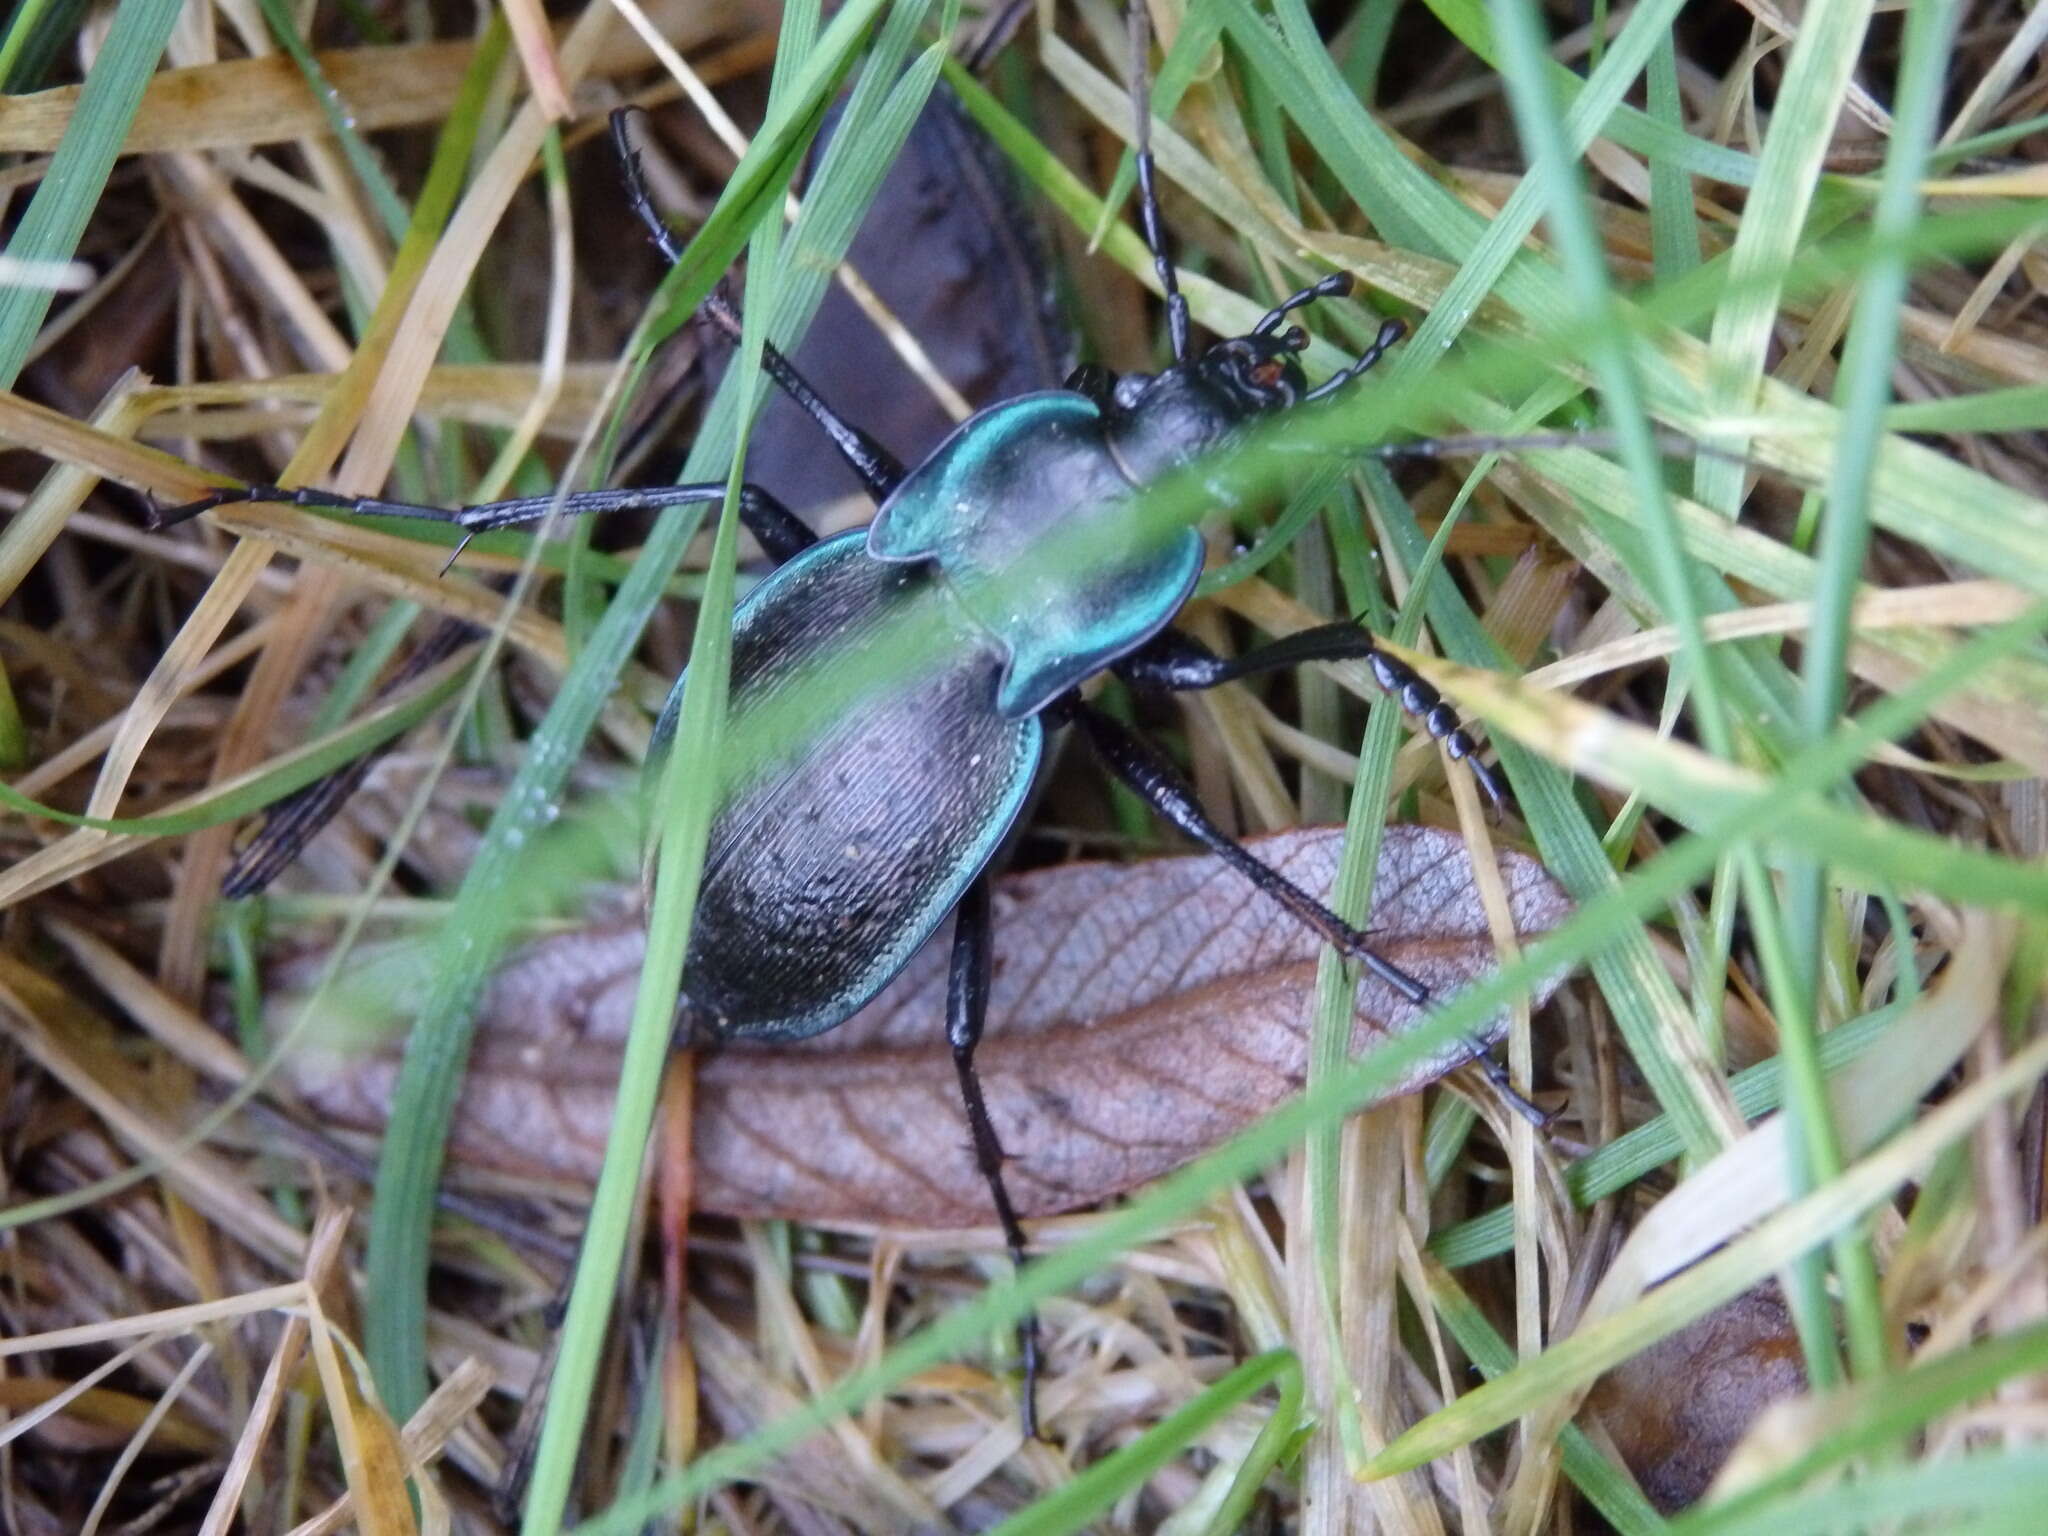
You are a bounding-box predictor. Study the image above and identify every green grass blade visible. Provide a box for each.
[1421,0,1760,188]
[1431,1000,1911,1268]
[360,0,897,1420]
[0,0,183,387]
[1693,0,1875,516]
[1781,0,1966,1383]
[0,659,468,837]
[1686,1450,2048,1536]
[1422,1261,1669,1533]
[989,1352,1301,1536]
[1369,1028,2048,1475]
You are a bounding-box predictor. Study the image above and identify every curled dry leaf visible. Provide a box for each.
[277,826,1571,1225]
[1587,1283,1808,1513]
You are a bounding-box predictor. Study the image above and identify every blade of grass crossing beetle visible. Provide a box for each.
[524,1,955,1522]
[726,0,960,384]
[518,153,788,1536]
[624,0,949,485]
[798,0,964,283]
[569,552,2048,1532]
[0,0,182,387]
[361,0,897,1421]
[634,0,890,352]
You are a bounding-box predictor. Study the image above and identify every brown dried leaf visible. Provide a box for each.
[1588,1283,1808,1514]
[280,826,1570,1225]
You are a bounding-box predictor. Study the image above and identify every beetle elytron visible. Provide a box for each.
[160,51,1511,1435]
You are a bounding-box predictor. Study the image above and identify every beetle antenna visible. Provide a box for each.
[1303,317,1408,403]
[1253,271,1354,335]
[1128,0,1190,362]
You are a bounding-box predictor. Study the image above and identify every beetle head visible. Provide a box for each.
[1195,329,1313,412]
[1106,328,1312,481]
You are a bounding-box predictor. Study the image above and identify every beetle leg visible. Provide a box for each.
[1073,697,1549,1126]
[1116,626,1510,815]
[222,611,484,898]
[692,286,909,502]
[945,877,1045,1439]
[153,480,819,563]
[1069,703,1432,1004]
[609,109,908,503]
[154,480,813,898]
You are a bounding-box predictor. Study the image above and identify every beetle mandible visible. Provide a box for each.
[158,25,1513,1434]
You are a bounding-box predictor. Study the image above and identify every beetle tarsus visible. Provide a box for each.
[947,878,1045,1439]
[1464,1040,1551,1127]
[1361,648,1510,816]
[153,481,354,529]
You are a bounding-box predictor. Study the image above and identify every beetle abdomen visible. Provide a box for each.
[652,532,1042,1042]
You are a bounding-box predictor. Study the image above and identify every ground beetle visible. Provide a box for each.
[158,30,1515,1434]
